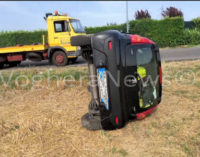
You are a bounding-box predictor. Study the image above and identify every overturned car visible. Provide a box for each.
[71,30,162,130]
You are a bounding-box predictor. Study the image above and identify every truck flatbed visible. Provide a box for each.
[0,44,48,54]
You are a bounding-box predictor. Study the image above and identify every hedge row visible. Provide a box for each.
[0,17,200,48]
[86,17,186,47]
[184,18,200,30]
[183,29,200,45]
[0,30,47,48]
[132,18,185,47]
[85,24,126,34]
[193,17,200,30]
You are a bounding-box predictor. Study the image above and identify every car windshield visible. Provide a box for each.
[70,19,85,33]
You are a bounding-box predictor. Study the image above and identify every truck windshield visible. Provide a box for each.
[70,19,85,33]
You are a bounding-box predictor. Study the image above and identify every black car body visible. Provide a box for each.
[92,31,162,129]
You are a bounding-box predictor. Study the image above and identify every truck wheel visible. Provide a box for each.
[51,51,68,66]
[70,35,92,46]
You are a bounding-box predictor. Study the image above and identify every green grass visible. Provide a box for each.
[118,148,128,156]
[0,68,89,89]
[103,146,128,157]
[173,90,188,96]
[194,81,200,88]
[151,121,161,129]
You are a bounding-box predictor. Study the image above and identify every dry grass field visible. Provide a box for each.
[0,60,200,157]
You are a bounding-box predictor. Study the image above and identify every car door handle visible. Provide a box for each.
[54,37,58,39]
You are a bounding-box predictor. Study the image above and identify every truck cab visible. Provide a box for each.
[45,11,86,65]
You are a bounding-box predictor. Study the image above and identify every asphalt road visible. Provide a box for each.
[160,45,200,61]
[4,46,200,69]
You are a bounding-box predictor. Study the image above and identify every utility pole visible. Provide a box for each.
[126,1,129,33]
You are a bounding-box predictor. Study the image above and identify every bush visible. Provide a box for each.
[0,30,47,48]
[192,17,200,30]
[162,7,183,18]
[184,21,195,29]
[135,10,151,20]
[130,17,185,47]
[183,29,200,45]
[85,24,126,34]
[85,17,184,47]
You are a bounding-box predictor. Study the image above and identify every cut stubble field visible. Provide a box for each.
[0,60,200,157]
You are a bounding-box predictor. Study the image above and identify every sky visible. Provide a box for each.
[0,1,200,31]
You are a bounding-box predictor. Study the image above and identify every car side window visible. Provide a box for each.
[54,21,70,33]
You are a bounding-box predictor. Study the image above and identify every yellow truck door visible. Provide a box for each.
[53,20,71,46]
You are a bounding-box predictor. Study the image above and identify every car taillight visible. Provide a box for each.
[115,116,119,124]
[130,35,155,44]
[108,41,112,50]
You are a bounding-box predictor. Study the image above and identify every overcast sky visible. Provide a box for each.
[0,1,199,31]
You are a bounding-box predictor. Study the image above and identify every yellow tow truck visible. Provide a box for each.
[0,11,86,68]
